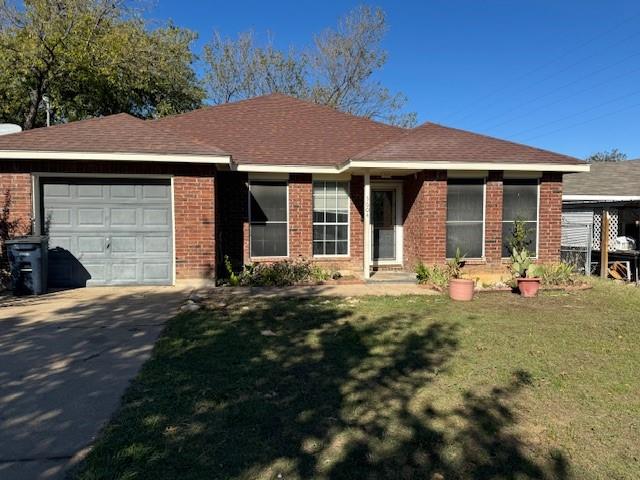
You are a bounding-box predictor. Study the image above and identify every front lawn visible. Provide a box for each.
[75,281,640,479]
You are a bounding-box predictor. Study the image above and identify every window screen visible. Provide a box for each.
[502,179,538,257]
[250,181,288,257]
[313,181,349,255]
[446,179,484,258]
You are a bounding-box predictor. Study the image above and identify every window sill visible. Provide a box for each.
[249,256,289,263]
[313,255,351,261]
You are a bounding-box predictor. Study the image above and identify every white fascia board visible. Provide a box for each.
[0,150,231,164]
[563,195,640,202]
[346,160,590,173]
[234,163,344,174]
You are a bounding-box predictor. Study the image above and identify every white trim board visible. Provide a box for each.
[563,195,640,202]
[0,150,230,164]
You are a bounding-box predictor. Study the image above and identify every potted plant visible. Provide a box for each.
[447,248,475,301]
[510,248,541,297]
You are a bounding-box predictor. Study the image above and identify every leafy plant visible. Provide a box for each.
[224,255,241,286]
[446,247,466,279]
[415,262,449,289]
[537,262,576,286]
[510,248,534,278]
[507,218,532,255]
[225,258,333,287]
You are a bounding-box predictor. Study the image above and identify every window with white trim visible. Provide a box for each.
[502,179,539,257]
[313,181,349,256]
[446,178,485,258]
[249,181,288,257]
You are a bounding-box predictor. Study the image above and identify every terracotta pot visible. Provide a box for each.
[449,278,475,301]
[517,277,541,297]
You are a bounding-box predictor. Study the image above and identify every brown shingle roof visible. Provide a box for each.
[0,113,227,156]
[353,122,583,165]
[563,159,640,196]
[156,93,404,166]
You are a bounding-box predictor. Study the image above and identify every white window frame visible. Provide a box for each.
[501,177,540,259]
[445,177,486,260]
[312,180,350,257]
[248,179,289,259]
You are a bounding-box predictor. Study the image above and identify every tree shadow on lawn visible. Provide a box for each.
[76,295,571,480]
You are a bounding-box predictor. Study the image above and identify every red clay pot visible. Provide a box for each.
[517,277,541,297]
[448,278,475,301]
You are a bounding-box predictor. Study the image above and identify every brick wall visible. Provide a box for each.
[484,171,504,266]
[0,160,217,280]
[173,176,216,279]
[538,172,563,262]
[289,174,313,259]
[403,171,447,268]
[0,173,32,236]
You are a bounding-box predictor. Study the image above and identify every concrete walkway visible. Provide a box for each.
[0,286,188,480]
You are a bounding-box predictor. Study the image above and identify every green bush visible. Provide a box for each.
[415,262,449,289]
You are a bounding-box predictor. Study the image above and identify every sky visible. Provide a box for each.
[146,0,640,160]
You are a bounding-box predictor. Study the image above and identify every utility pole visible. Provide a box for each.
[42,95,51,127]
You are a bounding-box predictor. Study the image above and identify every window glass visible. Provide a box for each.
[250,181,287,257]
[313,181,349,256]
[502,179,538,257]
[446,179,484,258]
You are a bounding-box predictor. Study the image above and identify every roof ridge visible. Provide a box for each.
[421,121,581,162]
[156,93,407,132]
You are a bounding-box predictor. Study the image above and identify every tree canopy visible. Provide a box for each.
[0,0,204,129]
[202,6,417,127]
[585,148,627,163]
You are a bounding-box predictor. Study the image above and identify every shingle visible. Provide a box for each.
[563,160,640,196]
[0,113,227,156]
[352,122,583,165]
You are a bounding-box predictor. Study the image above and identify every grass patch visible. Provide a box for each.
[74,281,640,479]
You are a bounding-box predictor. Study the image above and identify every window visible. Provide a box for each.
[249,181,288,257]
[446,178,485,258]
[502,179,539,257]
[313,181,349,256]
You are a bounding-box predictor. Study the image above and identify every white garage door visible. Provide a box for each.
[42,178,173,286]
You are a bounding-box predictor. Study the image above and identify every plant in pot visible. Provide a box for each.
[447,248,475,301]
[510,248,541,297]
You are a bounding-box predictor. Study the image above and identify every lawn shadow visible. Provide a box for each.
[76,294,572,480]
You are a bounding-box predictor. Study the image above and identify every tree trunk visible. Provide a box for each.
[24,83,44,130]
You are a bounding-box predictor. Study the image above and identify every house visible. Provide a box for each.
[562,159,640,278]
[0,94,588,286]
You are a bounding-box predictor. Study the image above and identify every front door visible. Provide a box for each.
[371,187,401,263]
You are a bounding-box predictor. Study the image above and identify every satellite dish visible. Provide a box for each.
[0,124,22,136]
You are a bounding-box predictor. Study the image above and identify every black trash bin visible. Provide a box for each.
[5,236,49,295]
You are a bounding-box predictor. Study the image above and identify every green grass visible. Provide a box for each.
[74,281,640,479]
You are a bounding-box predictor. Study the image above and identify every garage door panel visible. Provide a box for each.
[43,178,173,286]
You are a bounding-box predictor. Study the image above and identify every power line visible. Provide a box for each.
[505,88,640,139]
[516,100,640,142]
[440,10,640,122]
[481,63,640,132]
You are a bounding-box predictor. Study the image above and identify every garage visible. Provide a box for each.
[40,177,174,286]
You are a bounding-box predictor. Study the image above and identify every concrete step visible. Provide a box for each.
[367,271,417,284]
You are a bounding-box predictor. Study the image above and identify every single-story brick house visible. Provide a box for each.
[0,94,588,286]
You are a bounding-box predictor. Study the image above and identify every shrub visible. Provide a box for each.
[536,262,576,286]
[224,258,333,287]
[415,262,449,289]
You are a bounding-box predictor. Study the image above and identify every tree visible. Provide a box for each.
[585,148,627,163]
[202,6,416,127]
[0,0,204,129]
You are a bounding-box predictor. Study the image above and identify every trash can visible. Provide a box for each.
[5,236,48,295]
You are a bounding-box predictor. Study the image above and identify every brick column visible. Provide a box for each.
[174,175,216,279]
[403,170,447,267]
[288,173,313,259]
[538,172,563,262]
[485,171,503,266]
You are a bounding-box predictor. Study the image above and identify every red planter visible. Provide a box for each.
[449,278,475,301]
[517,277,541,297]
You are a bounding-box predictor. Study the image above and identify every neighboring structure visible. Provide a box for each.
[563,159,640,277]
[0,94,587,286]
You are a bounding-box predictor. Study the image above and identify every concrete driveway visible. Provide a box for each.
[0,286,188,480]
